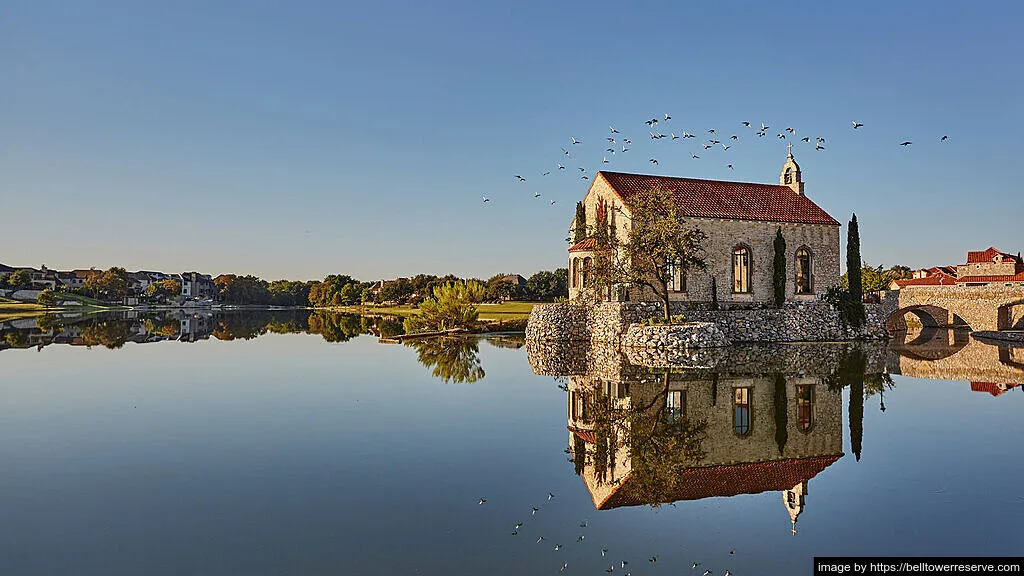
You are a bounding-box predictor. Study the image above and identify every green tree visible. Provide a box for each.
[526,269,568,301]
[379,277,414,304]
[773,227,787,308]
[214,274,271,304]
[405,337,485,383]
[5,269,32,290]
[844,214,866,327]
[403,281,485,333]
[83,267,129,301]
[592,187,706,319]
[36,288,58,307]
[574,201,586,243]
[145,279,181,302]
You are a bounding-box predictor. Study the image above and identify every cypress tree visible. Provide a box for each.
[574,202,587,243]
[846,214,866,328]
[773,227,787,307]
[773,373,788,456]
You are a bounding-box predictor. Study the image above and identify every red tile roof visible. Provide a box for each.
[895,273,957,287]
[568,237,599,252]
[970,382,1020,397]
[597,171,840,226]
[966,247,1017,264]
[956,271,1024,284]
[598,454,842,509]
[568,426,597,444]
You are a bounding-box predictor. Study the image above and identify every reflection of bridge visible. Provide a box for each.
[888,328,1024,385]
[886,285,1024,332]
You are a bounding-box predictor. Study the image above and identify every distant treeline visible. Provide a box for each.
[216,269,568,307]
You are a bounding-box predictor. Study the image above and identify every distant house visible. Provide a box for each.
[30,266,59,290]
[891,248,1024,289]
[127,272,154,294]
[56,269,97,291]
[0,263,15,281]
[179,272,216,299]
[500,274,528,291]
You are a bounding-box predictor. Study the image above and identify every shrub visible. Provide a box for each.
[642,314,688,326]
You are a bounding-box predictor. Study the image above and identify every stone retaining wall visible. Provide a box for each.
[527,300,889,345]
[620,322,729,349]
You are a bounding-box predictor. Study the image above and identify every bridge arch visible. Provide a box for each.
[997,299,1024,331]
[886,305,955,333]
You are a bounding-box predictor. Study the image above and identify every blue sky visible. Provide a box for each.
[2,0,1021,281]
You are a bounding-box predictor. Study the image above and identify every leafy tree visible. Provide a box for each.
[591,187,706,319]
[773,227,786,307]
[36,288,58,307]
[379,277,414,304]
[403,281,484,333]
[5,269,32,290]
[145,279,181,302]
[526,269,568,301]
[267,280,312,306]
[83,267,129,301]
[214,274,271,304]
[485,274,521,302]
[574,201,586,243]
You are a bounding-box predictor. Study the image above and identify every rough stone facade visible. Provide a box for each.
[526,300,890,346]
[620,322,729,349]
[567,162,840,305]
[894,285,1024,331]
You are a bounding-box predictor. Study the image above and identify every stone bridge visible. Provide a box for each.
[886,285,1024,332]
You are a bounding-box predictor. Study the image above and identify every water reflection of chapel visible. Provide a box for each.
[567,368,843,533]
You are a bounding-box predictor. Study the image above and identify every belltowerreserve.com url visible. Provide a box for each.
[814,558,1024,575]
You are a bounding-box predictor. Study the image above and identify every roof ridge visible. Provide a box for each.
[597,170,788,189]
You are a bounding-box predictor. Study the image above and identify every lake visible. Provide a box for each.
[1,310,1022,575]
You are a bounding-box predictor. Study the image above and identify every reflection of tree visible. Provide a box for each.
[4,331,29,348]
[773,373,788,456]
[359,315,405,338]
[81,319,132,349]
[583,372,708,508]
[824,348,887,462]
[405,337,485,383]
[144,317,180,338]
[213,314,270,341]
[36,314,65,333]
[307,312,365,343]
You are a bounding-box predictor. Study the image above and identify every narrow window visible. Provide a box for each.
[796,385,814,431]
[796,248,812,294]
[734,387,751,435]
[679,268,687,293]
[784,167,793,185]
[733,247,751,293]
[665,258,675,291]
[666,390,686,423]
[582,257,592,288]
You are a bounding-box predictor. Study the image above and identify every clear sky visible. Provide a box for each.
[2,0,1021,281]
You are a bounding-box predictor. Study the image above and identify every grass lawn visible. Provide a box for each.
[332,301,542,320]
[0,302,52,322]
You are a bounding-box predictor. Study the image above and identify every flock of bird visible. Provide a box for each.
[484,114,952,213]
[476,492,737,574]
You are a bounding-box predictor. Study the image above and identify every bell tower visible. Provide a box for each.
[780,144,804,196]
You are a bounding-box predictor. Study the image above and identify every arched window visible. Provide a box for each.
[665,258,675,291]
[666,389,686,423]
[784,167,793,185]
[732,246,751,294]
[582,257,593,288]
[795,247,812,294]
[734,387,751,436]
[796,385,814,431]
[571,258,579,288]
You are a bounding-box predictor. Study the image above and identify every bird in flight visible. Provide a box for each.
[562,148,570,156]
[578,167,586,172]
[606,137,616,143]
[537,536,545,543]
[534,192,541,198]
[622,138,631,144]
[621,145,629,152]
[581,176,589,180]
[722,144,731,150]
[727,164,733,169]
[548,492,555,500]
[852,121,864,129]
[671,133,679,140]
[609,125,620,133]
[531,506,539,515]
[606,147,616,153]
[602,157,609,163]
[801,136,810,142]
[786,127,795,134]
[482,196,490,203]
[708,129,717,135]
[557,163,565,170]
[940,135,949,141]
[561,563,568,573]
[571,137,581,145]
[478,497,487,504]
[649,556,658,564]
[692,153,700,159]
[742,121,751,127]
[577,535,585,542]
[777,133,787,140]
[664,113,672,121]
[702,144,712,149]
[682,131,694,138]
[602,548,608,557]
[649,158,659,165]
[554,544,563,551]
[900,141,913,146]
[730,134,739,140]
[550,199,557,205]
[761,122,769,131]
[815,143,825,150]
[541,171,550,176]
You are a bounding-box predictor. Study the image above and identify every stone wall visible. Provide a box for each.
[620,322,729,349]
[527,300,890,346]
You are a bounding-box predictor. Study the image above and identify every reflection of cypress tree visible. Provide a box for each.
[850,372,864,461]
[711,373,718,406]
[773,373,788,456]
[573,435,586,476]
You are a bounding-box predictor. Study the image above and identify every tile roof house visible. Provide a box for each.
[892,247,1024,288]
[568,152,841,304]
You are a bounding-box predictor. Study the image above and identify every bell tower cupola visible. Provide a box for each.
[780,144,804,196]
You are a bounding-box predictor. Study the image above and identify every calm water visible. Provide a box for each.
[1,311,1022,575]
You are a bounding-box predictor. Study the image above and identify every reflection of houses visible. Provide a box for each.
[567,367,843,534]
[179,313,213,342]
[567,151,841,304]
[970,382,1021,397]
